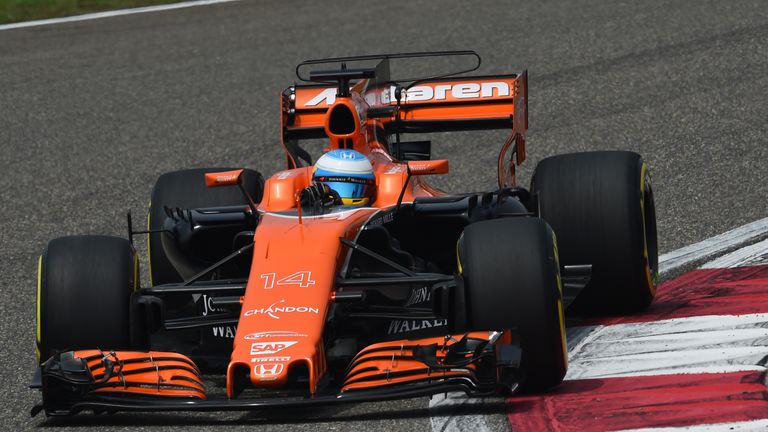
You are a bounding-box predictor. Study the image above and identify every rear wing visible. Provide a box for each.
[281,72,528,140]
[280,51,528,186]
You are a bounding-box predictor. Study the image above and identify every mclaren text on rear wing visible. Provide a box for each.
[281,73,528,140]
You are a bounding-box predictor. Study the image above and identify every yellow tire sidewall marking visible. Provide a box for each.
[455,236,463,275]
[36,254,42,363]
[551,231,568,367]
[147,202,153,287]
[639,163,656,296]
[133,251,140,292]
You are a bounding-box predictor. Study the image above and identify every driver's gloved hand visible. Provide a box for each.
[300,182,341,208]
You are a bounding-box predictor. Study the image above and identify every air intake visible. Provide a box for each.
[327,103,356,135]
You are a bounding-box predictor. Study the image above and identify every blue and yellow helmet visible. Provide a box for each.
[313,149,375,206]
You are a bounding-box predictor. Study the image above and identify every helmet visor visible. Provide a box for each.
[319,182,373,200]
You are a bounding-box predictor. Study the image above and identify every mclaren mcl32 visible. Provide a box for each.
[31,51,658,417]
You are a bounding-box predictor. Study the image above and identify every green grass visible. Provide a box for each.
[0,0,186,24]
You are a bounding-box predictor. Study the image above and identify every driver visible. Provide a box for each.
[300,149,376,208]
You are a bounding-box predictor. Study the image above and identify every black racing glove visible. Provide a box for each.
[300,182,342,208]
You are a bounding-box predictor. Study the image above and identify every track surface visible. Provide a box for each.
[1,0,767,430]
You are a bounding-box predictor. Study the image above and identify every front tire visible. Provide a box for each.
[37,235,136,364]
[531,151,658,313]
[459,217,567,391]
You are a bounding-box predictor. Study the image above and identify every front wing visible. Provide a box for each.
[31,331,520,417]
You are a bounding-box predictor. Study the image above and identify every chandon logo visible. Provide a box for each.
[243,300,320,320]
[303,82,511,107]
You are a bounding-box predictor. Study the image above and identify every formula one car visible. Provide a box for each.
[31,51,658,417]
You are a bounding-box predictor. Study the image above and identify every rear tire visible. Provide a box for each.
[148,168,264,286]
[531,151,658,313]
[37,235,137,364]
[459,217,567,391]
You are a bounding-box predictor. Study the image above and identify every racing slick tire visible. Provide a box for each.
[531,151,658,313]
[459,217,567,391]
[36,235,137,364]
[148,168,264,286]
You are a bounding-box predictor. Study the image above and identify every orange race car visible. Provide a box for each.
[31,51,658,417]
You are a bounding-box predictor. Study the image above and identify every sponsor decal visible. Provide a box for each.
[304,88,337,107]
[250,341,298,355]
[366,210,394,227]
[201,294,222,316]
[387,318,448,335]
[407,82,511,102]
[275,171,297,180]
[199,295,236,339]
[405,286,430,307]
[215,174,237,183]
[243,299,320,320]
[253,363,284,380]
[251,356,291,363]
[384,165,407,175]
[244,331,308,340]
[302,82,511,107]
[212,326,236,338]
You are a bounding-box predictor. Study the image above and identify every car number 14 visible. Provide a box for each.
[260,271,316,289]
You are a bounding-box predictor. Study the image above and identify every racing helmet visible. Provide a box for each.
[313,149,375,206]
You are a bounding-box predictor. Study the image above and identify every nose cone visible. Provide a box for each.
[226,209,377,397]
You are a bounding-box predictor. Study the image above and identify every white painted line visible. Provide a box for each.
[565,313,768,380]
[620,419,768,432]
[658,217,768,275]
[701,237,768,269]
[0,0,242,31]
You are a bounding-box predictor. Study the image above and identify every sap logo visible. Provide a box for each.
[302,82,510,107]
[253,363,284,379]
[250,341,298,355]
[244,331,307,340]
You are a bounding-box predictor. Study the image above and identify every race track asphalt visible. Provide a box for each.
[1,0,767,430]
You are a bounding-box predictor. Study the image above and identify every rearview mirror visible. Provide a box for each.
[407,159,449,175]
[204,169,244,187]
[204,169,258,214]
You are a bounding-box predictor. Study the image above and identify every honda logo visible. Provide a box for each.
[253,363,284,378]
